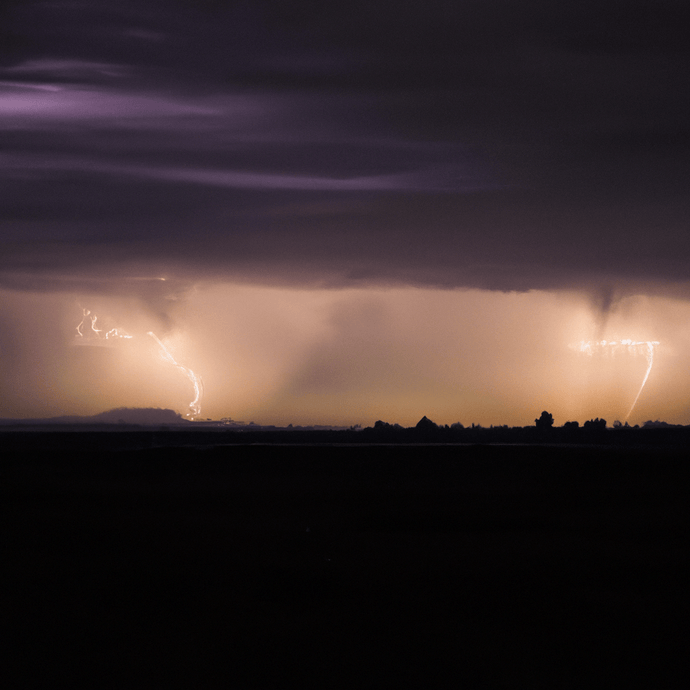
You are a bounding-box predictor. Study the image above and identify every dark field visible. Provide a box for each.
[2,433,689,688]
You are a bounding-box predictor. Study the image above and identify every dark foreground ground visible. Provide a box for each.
[2,434,689,688]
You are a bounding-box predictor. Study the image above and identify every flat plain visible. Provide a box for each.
[2,432,688,688]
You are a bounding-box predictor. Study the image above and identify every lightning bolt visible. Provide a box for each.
[625,341,656,422]
[571,339,659,421]
[147,332,203,419]
[90,313,102,337]
[76,308,132,341]
[75,308,201,419]
[76,308,89,337]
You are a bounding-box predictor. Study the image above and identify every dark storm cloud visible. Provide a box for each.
[1,0,690,297]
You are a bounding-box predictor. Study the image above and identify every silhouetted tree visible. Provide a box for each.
[583,418,606,431]
[563,420,579,429]
[535,411,554,430]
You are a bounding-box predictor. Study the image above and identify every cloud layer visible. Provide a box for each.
[1,1,689,298]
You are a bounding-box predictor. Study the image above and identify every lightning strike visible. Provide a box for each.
[571,339,660,421]
[90,313,102,337]
[76,308,133,341]
[76,308,89,337]
[147,331,203,419]
[74,308,201,419]
[625,341,656,422]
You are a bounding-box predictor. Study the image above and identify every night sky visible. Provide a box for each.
[2,1,690,425]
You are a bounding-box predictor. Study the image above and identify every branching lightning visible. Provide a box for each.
[571,339,660,420]
[76,308,133,341]
[75,308,202,419]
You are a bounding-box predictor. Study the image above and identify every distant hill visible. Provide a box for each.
[0,407,189,426]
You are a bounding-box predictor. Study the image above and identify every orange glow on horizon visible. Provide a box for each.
[1,286,690,427]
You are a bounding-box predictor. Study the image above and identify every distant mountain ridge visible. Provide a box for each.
[0,407,188,426]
